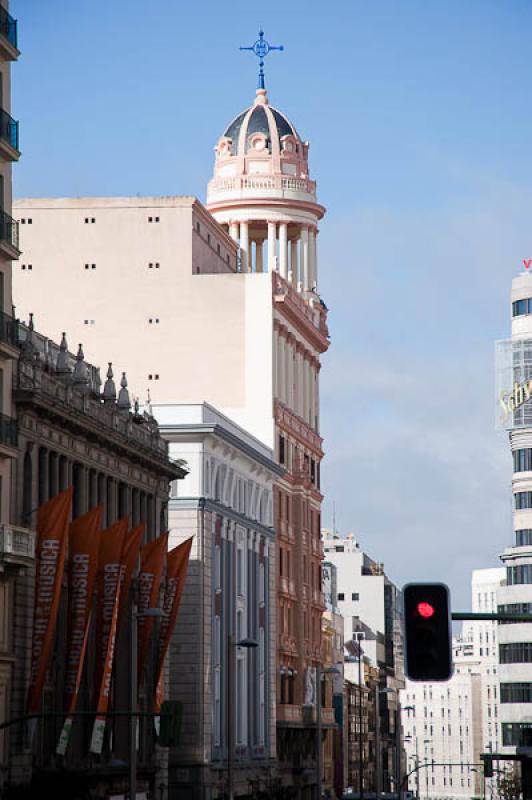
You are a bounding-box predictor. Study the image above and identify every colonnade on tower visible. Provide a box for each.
[225,217,318,291]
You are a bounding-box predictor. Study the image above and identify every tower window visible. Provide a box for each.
[148,318,160,324]
[148,374,160,381]
[21,264,32,270]
[83,319,95,325]
[84,217,96,223]
[84,264,96,270]
[148,216,160,223]
[148,262,160,269]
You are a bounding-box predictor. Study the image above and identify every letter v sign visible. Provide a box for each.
[523,259,532,270]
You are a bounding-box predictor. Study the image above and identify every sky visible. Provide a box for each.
[11,0,532,609]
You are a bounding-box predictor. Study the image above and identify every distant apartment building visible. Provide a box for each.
[322,531,404,795]
[402,638,483,800]
[496,268,532,753]
[401,567,505,800]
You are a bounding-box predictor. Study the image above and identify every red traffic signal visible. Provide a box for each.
[403,583,453,681]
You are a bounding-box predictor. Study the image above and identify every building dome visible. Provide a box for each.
[222,97,301,157]
[207,88,321,211]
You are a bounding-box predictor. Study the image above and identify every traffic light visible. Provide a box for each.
[403,582,453,681]
[158,700,182,747]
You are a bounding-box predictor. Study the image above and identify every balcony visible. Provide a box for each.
[0,210,19,259]
[0,7,18,61]
[0,411,17,456]
[0,524,35,571]
[0,310,19,358]
[0,109,19,161]
[277,704,303,726]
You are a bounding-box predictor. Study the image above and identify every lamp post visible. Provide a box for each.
[316,665,340,800]
[130,606,165,800]
[227,636,258,800]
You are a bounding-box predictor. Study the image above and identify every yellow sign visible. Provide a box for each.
[500,380,532,420]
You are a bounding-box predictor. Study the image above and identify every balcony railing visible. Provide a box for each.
[0,108,18,151]
[0,411,17,448]
[0,310,18,347]
[0,524,35,561]
[0,7,17,50]
[0,209,18,251]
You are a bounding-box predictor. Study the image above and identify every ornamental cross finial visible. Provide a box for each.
[240,29,284,90]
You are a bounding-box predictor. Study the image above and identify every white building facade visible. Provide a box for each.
[322,531,404,794]
[151,402,280,800]
[496,269,532,753]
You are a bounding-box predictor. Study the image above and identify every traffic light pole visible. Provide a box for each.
[452,612,532,622]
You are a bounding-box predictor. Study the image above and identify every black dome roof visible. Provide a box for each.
[223,103,299,152]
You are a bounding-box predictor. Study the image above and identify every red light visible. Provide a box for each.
[417,602,435,619]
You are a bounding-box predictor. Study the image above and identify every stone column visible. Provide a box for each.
[279,222,288,280]
[290,239,298,285]
[230,221,239,242]
[309,226,317,291]
[256,240,264,273]
[301,226,310,292]
[240,221,249,272]
[267,221,277,272]
[278,331,285,402]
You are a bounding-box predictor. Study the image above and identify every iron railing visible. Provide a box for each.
[0,6,17,49]
[0,411,17,448]
[0,108,18,151]
[0,209,19,251]
[0,310,17,346]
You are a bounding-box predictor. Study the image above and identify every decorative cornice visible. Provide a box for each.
[274,399,323,456]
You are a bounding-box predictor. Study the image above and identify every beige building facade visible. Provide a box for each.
[12,80,331,799]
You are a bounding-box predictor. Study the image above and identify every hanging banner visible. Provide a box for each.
[137,532,168,681]
[154,537,193,712]
[27,487,73,714]
[118,522,145,622]
[56,507,102,755]
[90,518,128,753]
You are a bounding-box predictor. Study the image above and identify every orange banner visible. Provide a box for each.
[56,507,102,755]
[27,487,73,714]
[155,537,193,711]
[137,532,168,680]
[65,507,102,707]
[91,517,128,754]
[118,522,145,622]
[94,520,128,699]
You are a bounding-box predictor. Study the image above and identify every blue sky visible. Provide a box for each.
[12,0,532,608]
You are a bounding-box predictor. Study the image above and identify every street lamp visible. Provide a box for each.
[316,665,340,800]
[130,606,166,800]
[227,635,258,800]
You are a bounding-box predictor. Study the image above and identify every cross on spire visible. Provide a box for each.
[240,29,284,90]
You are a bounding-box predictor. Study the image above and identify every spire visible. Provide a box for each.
[117,371,131,411]
[56,332,72,376]
[72,344,90,390]
[103,362,116,404]
[240,29,284,90]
